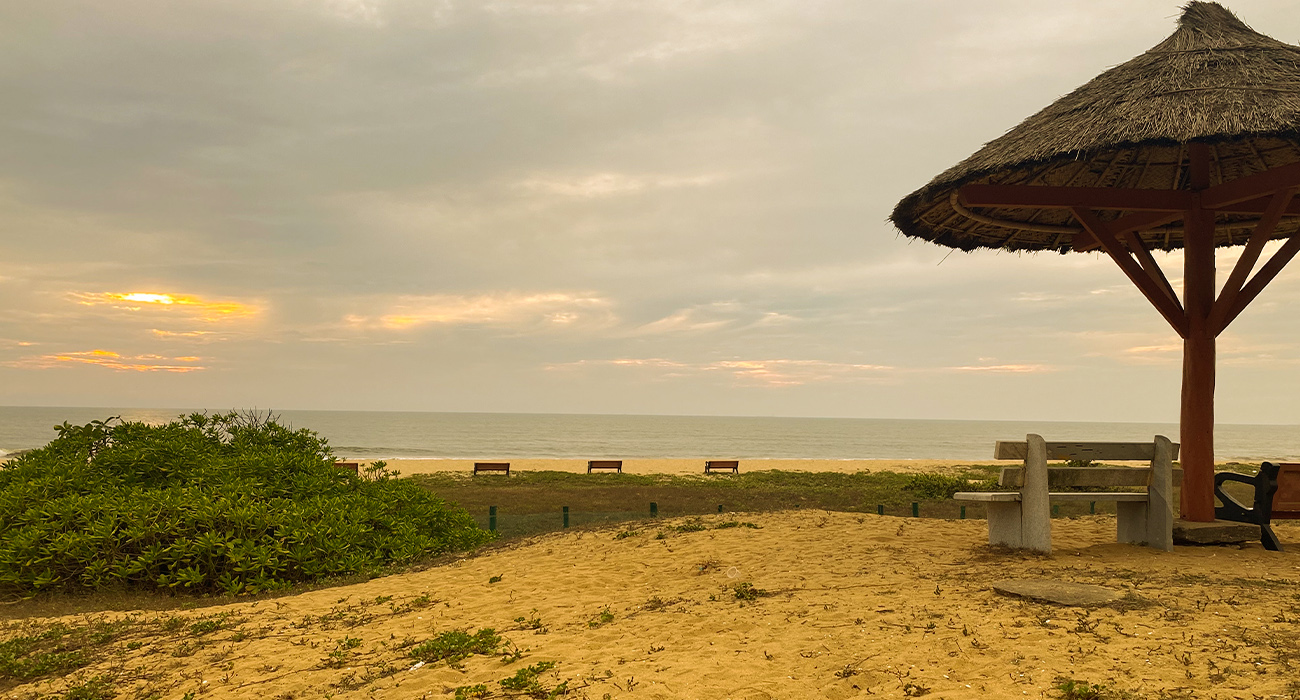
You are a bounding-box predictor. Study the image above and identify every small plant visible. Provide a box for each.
[902,681,930,697]
[733,582,768,602]
[513,611,545,630]
[489,575,504,584]
[613,530,640,540]
[454,684,490,700]
[587,606,615,628]
[715,521,761,530]
[1054,677,1129,700]
[499,661,566,697]
[409,629,502,665]
[322,637,362,668]
[673,519,707,533]
[63,676,116,700]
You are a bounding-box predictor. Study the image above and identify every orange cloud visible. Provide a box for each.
[6,349,207,373]
[350,292,614,331]
[552,358,894,387]
[946,364,1053,373]
[71,292,257,321]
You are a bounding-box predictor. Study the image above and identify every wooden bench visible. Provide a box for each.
[334,461,360,474]
[953,434,1179,553]
[473,462,511,476]
[1214,462,1300,551]
[587,460,623,473]
[705,460,739,474]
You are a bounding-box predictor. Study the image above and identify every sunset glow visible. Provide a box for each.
[7,350,207,373]
[72,292,257,321]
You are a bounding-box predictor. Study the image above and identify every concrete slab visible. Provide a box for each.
[1172,519,1259,546]
[991,579,1120,606]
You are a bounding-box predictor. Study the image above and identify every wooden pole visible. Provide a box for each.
[1180,145,1216,522]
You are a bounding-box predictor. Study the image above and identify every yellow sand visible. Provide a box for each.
[8,511,1299,699]
[374,458,1000,476]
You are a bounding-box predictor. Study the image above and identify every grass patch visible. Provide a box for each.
[409,628,503,666]
[411,468,1012,540]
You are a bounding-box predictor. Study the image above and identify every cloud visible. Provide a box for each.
[5,349,207,373]
[945,364,1054,374]
[551,357,894,387]
[347,291,616,332]
[518,172,724,199]
[71,292,259,322]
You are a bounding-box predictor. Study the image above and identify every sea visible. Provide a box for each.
[1,406,1297,462]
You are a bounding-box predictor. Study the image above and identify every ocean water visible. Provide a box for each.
[1,406,1297,462]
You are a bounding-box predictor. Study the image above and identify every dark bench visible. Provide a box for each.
[1215,462,1300,551]
[473,462,511,476]
[334,461,360,474]
[587,460,623,473]
[705,460,739,474]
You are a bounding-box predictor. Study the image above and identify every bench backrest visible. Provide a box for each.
[1000,466,1184,489]
[995,441,1180,461]
[706,460,739,468]
[1275,463,1300,516]
[588,460,622,468]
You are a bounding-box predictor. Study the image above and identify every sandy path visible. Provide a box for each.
[10,511,1300,699]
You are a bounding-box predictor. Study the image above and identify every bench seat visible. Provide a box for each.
[955,491,1150,503]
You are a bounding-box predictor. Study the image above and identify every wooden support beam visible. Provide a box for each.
[1070,207,1189,338]
[1071,210,1187,252]
[1122,230,1183,314]
[1215,195,1300,216]
[1201,160,1300,209]
[961,184,1191,212]
[1214,231,1300,332]
[1210,188,1297,333]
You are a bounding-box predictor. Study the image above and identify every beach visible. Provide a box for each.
[6,509,1298,699]
[377,458,1010,477]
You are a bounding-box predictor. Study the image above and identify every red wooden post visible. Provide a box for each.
[1180,145,1216,522]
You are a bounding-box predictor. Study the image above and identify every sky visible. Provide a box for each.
[1,0,1299,424]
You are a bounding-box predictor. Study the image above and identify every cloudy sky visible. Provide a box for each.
[2,0,1299,424]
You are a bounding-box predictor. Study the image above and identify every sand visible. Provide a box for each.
[372,458,1003,477]
[6,510,1299,699]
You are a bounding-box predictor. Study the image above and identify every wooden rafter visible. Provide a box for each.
[1122,230,1182,312]
[1214,230,1300,333]
[1070,207,1189,338]
[1210,188,1298,333]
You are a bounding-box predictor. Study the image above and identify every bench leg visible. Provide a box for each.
[1116,501,1150,546]
[986,502,1023,548]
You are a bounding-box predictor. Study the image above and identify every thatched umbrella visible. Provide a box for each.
[891,2,1300,522]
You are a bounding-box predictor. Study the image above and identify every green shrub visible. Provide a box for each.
[409,629,502,665]
[902,473,994,500]
[0,412,493,597]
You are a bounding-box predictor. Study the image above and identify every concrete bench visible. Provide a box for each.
[954,434,1179,553]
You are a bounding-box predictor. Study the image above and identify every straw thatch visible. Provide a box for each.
[891,2,1300,253]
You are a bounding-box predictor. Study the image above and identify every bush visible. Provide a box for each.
[902,472,995,500]
[0,412,492,597]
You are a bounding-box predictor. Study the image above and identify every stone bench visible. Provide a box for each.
[954,434,1179,553]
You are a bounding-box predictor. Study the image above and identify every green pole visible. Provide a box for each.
[563,506,569,528]
[1090,501,1096,514]
[877,504,884,515]
[912,502,919,518]
[1052,504,1060,518]
[960,505,966,520]
[718,504,723,513]
[650,502,658,517]
[489,505,497,532]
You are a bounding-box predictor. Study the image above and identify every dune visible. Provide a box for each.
[8,510,1300,699]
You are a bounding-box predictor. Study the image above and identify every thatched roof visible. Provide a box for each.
[891,2,1300,253]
